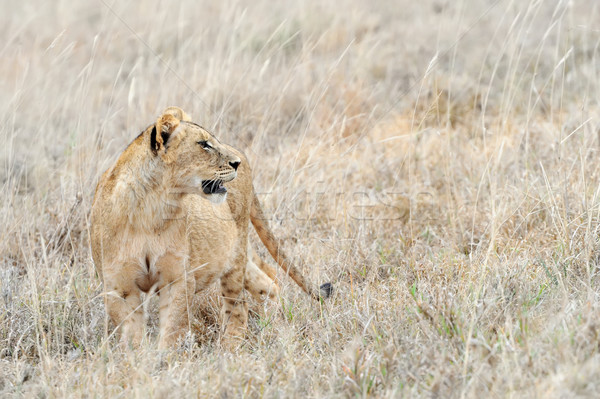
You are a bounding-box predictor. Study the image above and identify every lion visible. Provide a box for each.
[90,106,332,349]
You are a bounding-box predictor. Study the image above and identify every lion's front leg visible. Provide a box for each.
[157,253,194,350]
[103,264,144,348]
[220,255,248,349]
[158,279,194,349]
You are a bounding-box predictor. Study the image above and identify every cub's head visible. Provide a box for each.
[151,106,241,204]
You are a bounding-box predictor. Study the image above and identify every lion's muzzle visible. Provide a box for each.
[201,179,227,195]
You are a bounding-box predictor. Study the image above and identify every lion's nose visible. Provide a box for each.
[229,160,240,171]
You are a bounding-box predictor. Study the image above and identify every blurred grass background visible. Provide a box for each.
[1,0,600,397]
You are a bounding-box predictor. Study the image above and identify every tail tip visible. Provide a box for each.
[319,282,333,299]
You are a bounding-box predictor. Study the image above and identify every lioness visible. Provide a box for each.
[90,107,331,349]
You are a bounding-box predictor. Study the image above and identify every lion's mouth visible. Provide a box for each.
[201,179,227,195]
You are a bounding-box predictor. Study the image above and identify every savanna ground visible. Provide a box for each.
[1,0,600,397]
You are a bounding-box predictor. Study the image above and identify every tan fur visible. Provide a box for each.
[91,107,326,350]
[244,247,279,302]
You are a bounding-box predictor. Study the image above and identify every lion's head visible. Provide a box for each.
[152,107,241,204]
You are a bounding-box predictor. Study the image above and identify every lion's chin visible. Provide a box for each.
[206,192,227,204]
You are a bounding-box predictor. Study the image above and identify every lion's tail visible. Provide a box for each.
[250,191,332,300]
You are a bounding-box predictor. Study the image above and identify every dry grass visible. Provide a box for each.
[2,0,600,397]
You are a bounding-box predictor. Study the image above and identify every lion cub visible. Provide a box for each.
[91,107,331,349]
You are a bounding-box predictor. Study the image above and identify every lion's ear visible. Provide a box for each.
[152,113,180,152]
[161,106,192,122]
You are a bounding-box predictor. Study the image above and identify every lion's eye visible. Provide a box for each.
[198,140,213,150]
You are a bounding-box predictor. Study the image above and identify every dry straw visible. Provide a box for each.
[1,0,600,397]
